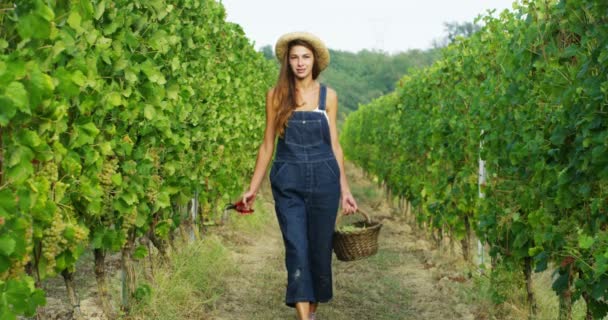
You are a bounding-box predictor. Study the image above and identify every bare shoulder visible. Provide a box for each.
[325,86,338,109]
[325,86,337,99]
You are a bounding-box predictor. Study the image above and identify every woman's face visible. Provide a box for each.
[288,45,314,79]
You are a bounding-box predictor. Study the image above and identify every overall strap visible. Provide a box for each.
[318,84,327,111]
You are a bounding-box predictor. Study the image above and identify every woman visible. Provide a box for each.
[241,31,358,320]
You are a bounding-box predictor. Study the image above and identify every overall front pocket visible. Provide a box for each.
[284,119,323,147]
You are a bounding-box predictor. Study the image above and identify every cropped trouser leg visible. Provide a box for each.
[306,181,340,304]
[273,191,315,307]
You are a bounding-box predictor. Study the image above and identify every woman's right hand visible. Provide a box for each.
[241,190,257,210]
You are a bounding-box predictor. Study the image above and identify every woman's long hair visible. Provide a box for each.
[273,39,321,137]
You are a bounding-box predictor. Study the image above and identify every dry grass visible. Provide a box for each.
[125,235,236,320]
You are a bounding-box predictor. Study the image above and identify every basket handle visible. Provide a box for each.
[335,208,371,227]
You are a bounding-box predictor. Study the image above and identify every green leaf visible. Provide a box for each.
[592,146,607,164]
[141,60,166,85]
[94,0,106,20]
[63,226,75,241]
[591,278,608,300]
[28,68,55,99]
[85,29,99,45]
[8,146,34,167]
[17,14,52,40]
[144,105,156,120]
[51,40,66,59]
[167,84,179,100]
[79,122,99,136]
[120,192,138,206]
[135,210,147,228]
[0,97,17,125]
[6,162,34,184]
[552,270,571,294]
[53,67,79,97]
[154,221,170,238]
[0,189,16,217]
[54,181,69,202]
[70,122,100,148]
[55,252,66,271]
[96,37,112,50]
[579,234,594,249]
[110,173,122,186]
[71,70,87,87]
[133,245,148,259]
[61,151,82,175]
[154,191,170,210]
[36,2,55,22]
[534,251,549,272]
[17,130,42,149]
[79,0,95,20]
[134,283,152,302]
[125,69,138,83]
[106,92,122,106]
[0,236,16,256]
[0,255,10,273]
[99,141,113,156]
[4,82,30,114]
[67,11,83,33]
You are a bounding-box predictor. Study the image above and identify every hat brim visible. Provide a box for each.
[275,32,330,71]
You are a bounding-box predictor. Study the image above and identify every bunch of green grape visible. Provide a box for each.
[145,174,163,204]
[337,225,366,234]
[40,209,89,274]
[41,213,66,271]
[100,158,118,187]
[39,162,58,182]
[121,208,137,238]
[100,158,119,215]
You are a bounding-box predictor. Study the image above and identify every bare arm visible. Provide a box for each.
[242,89,277,207]
[326,88,357,214]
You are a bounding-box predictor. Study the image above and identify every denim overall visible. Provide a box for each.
[269,84,341,308]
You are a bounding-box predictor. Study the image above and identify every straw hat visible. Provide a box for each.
[275,32,330,71]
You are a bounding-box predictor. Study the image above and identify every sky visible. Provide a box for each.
[220,0,517,54]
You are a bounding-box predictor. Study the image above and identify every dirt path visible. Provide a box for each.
[210,164,478,320]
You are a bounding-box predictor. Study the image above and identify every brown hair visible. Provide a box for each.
[273,39,321,137]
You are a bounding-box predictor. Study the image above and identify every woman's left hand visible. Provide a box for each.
[341,191,357,215]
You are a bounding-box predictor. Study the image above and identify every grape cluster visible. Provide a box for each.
[145,174,162,203]
[100,158,119,216]
[71,224,89,246]
[121,208,137,237]
[39,161,58,182]
[337,225,367,234]
[100,158,118,187]
[40,209,89,273]
[148,148,161,170]
[8,256,28,278]
[39,161,59,198]
[41,214,67,271]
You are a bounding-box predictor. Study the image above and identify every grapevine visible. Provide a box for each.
[0,0,275,317]
[342,0,608,318]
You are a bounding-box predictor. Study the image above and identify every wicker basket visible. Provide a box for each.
[333,209,382,261]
